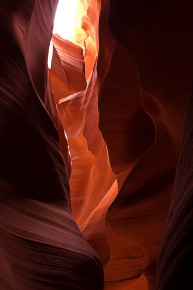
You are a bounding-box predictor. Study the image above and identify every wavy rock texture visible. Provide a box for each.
[1,0,193,289]
[50,0,193,289]
[0,0,103,289]
[50,0,118,269]
[156,86,193,290]
[98,0,193,289]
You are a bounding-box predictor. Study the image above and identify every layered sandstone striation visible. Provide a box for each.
[0,0,193,289]
[0,1,103,289]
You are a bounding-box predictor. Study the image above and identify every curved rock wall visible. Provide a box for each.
[0,0,193,289]
[0,1,103,289]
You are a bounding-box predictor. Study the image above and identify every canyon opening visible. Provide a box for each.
[0,0,193,289]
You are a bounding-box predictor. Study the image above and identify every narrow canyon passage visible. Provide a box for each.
[0,0,193,289]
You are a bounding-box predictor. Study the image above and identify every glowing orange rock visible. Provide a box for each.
[49,0,118,267]
[1,0,193,289]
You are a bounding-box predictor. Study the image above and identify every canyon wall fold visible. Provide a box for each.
[1,0,193,289]
[97,0,193,289]
[0,1,103,289]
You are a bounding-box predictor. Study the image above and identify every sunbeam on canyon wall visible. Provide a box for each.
[48,0,86,69]
[1,0,193,289]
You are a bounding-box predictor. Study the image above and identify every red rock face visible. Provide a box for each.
[1,0,193,289]
[99,1,193,289]
[50,0,118,270]
[0,1,103,289]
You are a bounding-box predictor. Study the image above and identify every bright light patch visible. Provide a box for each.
[53,0,79,42]
[48,40,53,69]
[48,0,87,69]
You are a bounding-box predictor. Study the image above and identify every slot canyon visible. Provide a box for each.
[0,0,193,289]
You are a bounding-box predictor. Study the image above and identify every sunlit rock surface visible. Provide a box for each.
[1,0,193,289]
[50,0,118,269]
